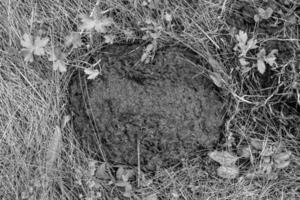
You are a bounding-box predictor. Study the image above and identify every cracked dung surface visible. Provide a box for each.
[69,45,224,170]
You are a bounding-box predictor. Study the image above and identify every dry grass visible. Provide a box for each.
[0,0,300,199]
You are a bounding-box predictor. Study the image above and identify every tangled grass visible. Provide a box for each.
[0,0,299,199]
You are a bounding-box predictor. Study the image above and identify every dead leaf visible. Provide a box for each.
[217,165,239,179]
[208,151,239,166]
[84,68,100,80]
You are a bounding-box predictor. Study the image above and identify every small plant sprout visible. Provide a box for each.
[103,34,116,44]
[164,12,172,22]
[79,13,114,33]
[234,30,258,57]
[254,7,273,22]
[20,33,49,62]
[115,167,135,198]
[208,151,239,179]
[84,68,100,80]
[48,47,67,73]
[256,48,278,74]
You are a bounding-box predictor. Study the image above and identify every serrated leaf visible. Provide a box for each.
[84,68,100,79]
[217,165,239,179]
[235,30,248,46]
[235,31,257,56]
[94,17,114,33]
[33,36,49,55]
[265,49,278,66]
[65,32,83,48]
[79,14,114,33]
[20,33,49,62]
[208,151,238,166]
[48,47,67,73]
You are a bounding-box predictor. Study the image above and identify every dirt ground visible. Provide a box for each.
[69,45,224,170]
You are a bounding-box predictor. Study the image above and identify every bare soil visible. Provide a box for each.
[69,45,224,170]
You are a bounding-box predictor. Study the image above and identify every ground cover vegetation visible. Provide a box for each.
[0,0,300,199]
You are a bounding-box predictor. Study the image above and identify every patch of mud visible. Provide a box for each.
[69,45,224,170]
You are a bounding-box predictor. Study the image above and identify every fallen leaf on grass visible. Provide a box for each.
[79,14,114,33]
[95,163,110,180]
[217,165,239,179]
[274,159,290,169]
[20,33,49,62]
[84,68,100,79]
[274,151,292,169]
[208,151,239,166]
[48,47,67,73]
